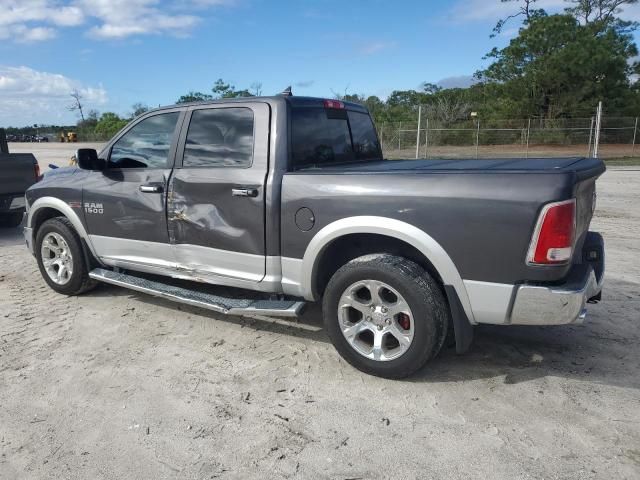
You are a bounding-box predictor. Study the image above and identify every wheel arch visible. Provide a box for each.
[28,197,100,262]
[300,216,475,324]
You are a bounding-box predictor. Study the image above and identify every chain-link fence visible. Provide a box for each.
[377,107,640,160]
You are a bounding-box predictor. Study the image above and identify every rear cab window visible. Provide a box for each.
[183,107,255,168]
[290,104,382,170]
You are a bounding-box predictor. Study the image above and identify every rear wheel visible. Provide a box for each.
[35,217,97,295]
[0,212,24,228]
[323,254,450,379]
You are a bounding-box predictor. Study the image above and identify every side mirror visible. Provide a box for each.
[76,148,105,171]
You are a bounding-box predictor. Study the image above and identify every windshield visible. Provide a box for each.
[290,107,382,169]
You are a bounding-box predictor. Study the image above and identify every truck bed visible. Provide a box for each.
[283,156,605,286]
[0,153,38,197]
[307,157,605,177]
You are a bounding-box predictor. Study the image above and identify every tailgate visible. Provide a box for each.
[571,158,606,257]
[0,153,37,196]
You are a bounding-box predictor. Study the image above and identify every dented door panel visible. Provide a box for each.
[169,102,270,281]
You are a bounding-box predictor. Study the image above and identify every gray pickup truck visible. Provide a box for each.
[23,95,605,378]
[0,133,40,228]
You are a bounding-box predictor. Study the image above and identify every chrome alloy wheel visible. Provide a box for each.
[40,232,74,285]
[338,280,415,361]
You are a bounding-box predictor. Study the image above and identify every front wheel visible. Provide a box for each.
[35,217,97,295]
[323,254,450,379]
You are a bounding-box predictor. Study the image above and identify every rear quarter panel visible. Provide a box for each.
[281,171,577,285]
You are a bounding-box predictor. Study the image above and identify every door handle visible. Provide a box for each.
[140,184,163,193]
[232,187,259,198]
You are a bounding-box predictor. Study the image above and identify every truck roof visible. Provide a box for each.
[149,95,369,114]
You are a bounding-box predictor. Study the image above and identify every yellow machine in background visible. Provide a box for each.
[59,131,77,143]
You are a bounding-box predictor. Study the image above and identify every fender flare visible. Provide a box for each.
[300,216,476,324]
[27,196,100,260]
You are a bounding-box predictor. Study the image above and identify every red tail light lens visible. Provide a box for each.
[34,162,41,181]
[527,199,576,265]
[323,99,345,109]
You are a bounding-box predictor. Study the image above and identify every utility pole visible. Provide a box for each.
[632,117,638,156]
[593,101,603,158]
[525,118,531,158]
[424,118,429,159]
[415,105,422,159]
[475,119,480,159]
[587,116,595,157]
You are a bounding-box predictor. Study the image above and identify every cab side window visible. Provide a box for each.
[109,112,180,169]
[183,108,254,168]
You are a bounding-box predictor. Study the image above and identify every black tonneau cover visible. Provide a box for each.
[311,157,605,175]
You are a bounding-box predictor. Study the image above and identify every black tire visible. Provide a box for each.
[0,212,24,228]
[322,254,450,379]
[35,217,97,295]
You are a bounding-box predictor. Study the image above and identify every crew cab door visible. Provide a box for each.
[83,109,184,270]
[168,102,270,283]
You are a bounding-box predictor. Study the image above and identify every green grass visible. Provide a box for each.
[603,157,640,166]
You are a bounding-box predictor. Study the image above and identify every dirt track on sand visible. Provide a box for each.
[1,149,639,479]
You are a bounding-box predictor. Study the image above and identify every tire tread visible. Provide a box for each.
[322,254,450,379]
[35,217,97,295]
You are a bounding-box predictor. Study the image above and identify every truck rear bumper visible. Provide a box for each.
[510,232,604,326]
[510,264,603,325]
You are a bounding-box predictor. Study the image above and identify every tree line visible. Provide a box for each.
[173,1,640,125]
[345,0,640,125]
[8,0,640,139]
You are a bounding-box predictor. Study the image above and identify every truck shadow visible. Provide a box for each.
[86,277,639,390]
[86,285,331,345]
[412,277,639,389]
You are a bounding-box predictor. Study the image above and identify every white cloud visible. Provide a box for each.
[0,65,108,126]
[0,1,85,27]
[79,0,200,39]
[0,24,57,42]
[437,75,478,89]
[357,40,397,56]
[21,26,58,42]
[619,3,640,22]
[295,80,315,88]
[0,0,235,42]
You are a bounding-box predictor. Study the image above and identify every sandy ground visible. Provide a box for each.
[1,145,639,479]
[7,142,106,171]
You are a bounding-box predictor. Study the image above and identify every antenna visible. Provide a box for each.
[279,86,292,97]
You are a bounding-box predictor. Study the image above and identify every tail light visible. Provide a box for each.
[527,199,576,265]
[34,162,41,181]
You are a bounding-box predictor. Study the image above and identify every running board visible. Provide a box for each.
[89,268,305,317]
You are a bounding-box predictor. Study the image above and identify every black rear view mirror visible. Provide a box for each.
[76,149,105,171]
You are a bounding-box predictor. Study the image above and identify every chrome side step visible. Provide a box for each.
[89,268,305,317]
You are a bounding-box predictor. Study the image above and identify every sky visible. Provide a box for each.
[2,0,640,127]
